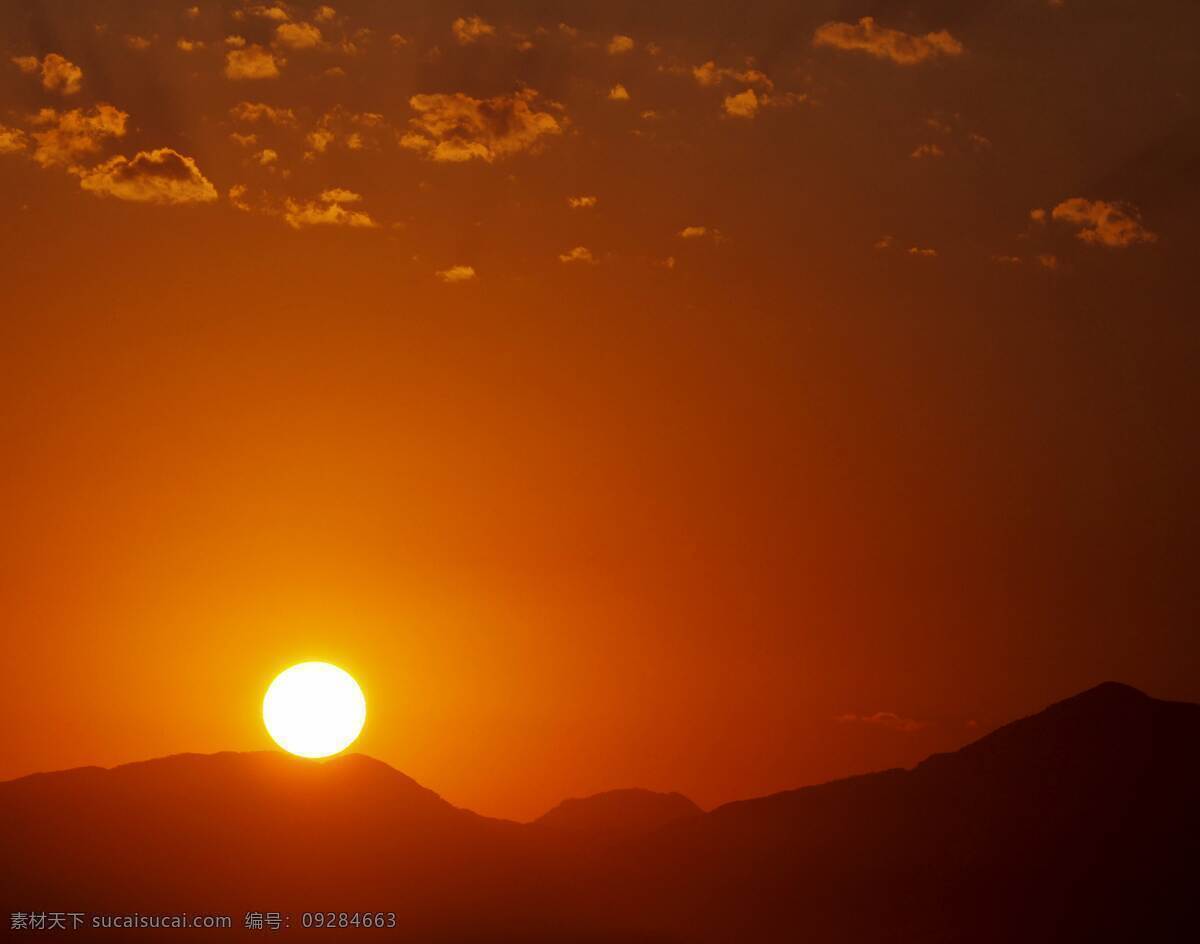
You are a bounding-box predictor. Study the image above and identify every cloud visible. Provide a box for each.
[305,106,387,155]
[607,34,635,54]
[436,264,476,283]
[14,53,84,95]
[42,53,85,93]
[910,143,944,159]
[813,17,963,65]
[992,254,1022,265]
[1049,198,1157,248]
[314,5,337,23]
[400,89,562,162]
[567,195,597,209]
[1038,253,1059,270]
[253,148,278,165]
[679,225,709,239]
[77,148,218,205]
[875,238,942,259]
[0,125,28,154]
[177,39,205,52]
[30,104,128,167]
[125,35,153,51]
[229,101,297,126]
[452,16,495,44]
[834,711,926,733]
[246,4,289,21]
[225,45,282,79]
[274,22,322,50]
[225,35,247,48]
[720,87,806,118]
[228,183,252,211]
[723,89,758,118]
[692,60,772,89]
[307,128,334,153]
[608,83,630,102]
[283,188,378,228]
[558,246,595,264]
[318,187,360,204]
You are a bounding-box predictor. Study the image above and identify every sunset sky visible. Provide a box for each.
[2,0,1198,821]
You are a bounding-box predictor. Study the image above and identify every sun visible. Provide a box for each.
[263,662,366,758]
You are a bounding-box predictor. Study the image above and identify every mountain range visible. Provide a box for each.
[3,682,1196,941]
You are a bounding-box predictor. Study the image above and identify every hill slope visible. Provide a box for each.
[2,683,1197,942]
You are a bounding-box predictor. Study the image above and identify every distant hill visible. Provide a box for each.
[533,788,702,840]
[3,682,1197,941]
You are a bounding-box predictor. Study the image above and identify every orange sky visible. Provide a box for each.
[1,1,1198,821]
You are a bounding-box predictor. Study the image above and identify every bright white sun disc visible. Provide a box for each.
[263,662,366,758]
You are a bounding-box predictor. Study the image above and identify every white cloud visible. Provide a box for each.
[1050,198,1157,248]
[274,22,322,50]
[436,264,476,283]
[692,60,772,89]
[607,34,634,55]
[246,4,289,21]
[558,246,595,264]
[452,16,495,44]
[723,89,758,118]
[225,45,282,79]
[30,104,128,167]
[0,125,29,155]
[401,89,562,162]
[230,101,297,125]
[228,184,252,211]
[813,17,963,65]
[77,148,218,205]
[283,189,378,228]
[14,53,84,95]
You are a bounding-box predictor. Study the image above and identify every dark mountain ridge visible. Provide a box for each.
[533,787,702,840]
[3,682,1197,942]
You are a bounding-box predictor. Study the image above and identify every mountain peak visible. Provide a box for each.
[912,680,1167,783]
[1062,680,1150,704]
[533,787,702,839]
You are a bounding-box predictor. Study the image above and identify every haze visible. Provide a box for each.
[1,0,1197,821]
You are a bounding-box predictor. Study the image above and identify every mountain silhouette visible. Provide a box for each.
[533,788,702,841]
[2,682,1196,941]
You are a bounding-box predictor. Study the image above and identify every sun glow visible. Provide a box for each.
[263,662,366,758]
